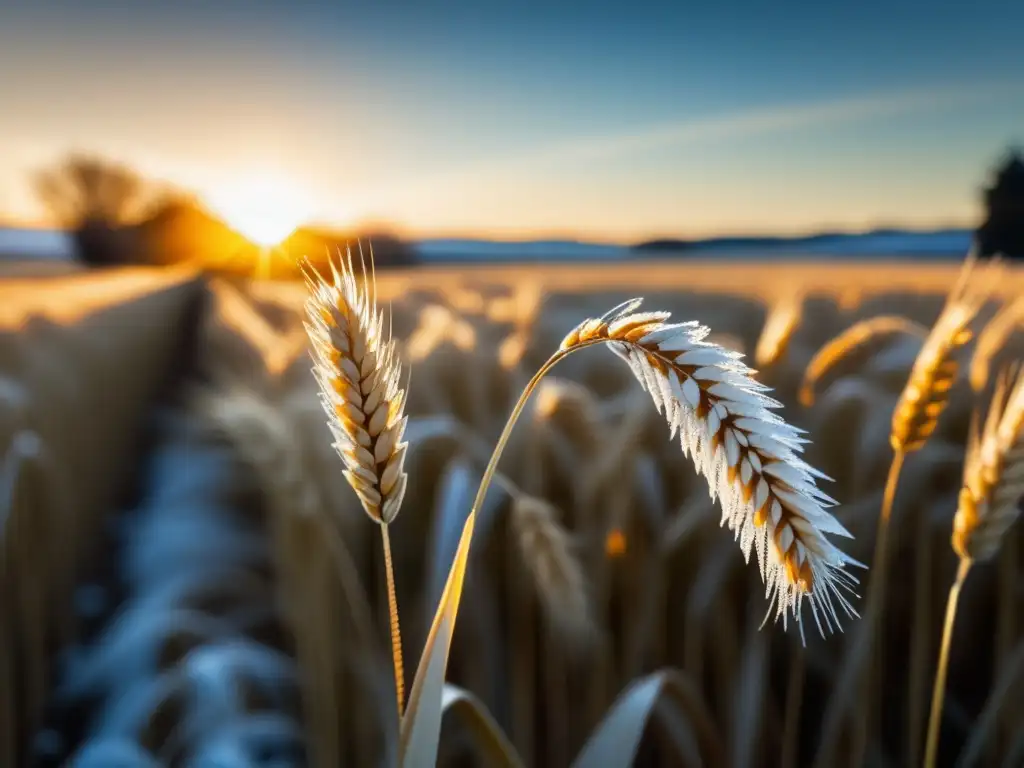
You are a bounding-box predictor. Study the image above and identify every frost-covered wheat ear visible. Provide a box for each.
[302,249,409,524]
[561,299,863,638]
[953,367,1024,563]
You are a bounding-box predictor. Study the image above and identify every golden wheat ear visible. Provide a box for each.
[953,365,1024,562]
[302,245,410,719]
[925,369,1023,768]
[891,254,1002,452]
[302,248,409,524]
[560,299,862,640]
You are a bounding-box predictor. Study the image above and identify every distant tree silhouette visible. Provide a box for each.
[977,147,1024,260]
[33,153,163,265]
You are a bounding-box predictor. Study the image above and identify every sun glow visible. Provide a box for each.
[206,172,314,247]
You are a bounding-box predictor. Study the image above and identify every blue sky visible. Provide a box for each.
[1,0,1022,241]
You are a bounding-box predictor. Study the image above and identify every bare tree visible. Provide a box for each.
[33,153,161,265]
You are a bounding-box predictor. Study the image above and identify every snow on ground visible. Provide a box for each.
[414,230,975,262]
[415,238,630,261]
[786,231,972,256]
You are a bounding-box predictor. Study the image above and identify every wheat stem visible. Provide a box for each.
[379,522,405,720]
[924,558,971,768]
[471,334,626,519]
[880,450,905,528]
[852,448,905,765]
[470,348,578,521]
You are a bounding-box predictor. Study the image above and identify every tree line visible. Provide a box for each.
[31,148,1024,268]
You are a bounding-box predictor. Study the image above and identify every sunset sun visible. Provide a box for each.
[207,172,313,247]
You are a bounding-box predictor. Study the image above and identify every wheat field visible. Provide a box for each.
[2,257,1024,767]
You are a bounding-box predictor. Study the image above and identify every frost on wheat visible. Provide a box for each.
[561,298,863,641]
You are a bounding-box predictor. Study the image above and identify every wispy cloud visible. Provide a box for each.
[361,79,1022,206]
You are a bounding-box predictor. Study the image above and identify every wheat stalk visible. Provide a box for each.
[924,366,1024,768]
[303,246,409,720]
[510,495,592,640]
[559,298,862,638]
[460,297,861,646]
[847,255,999,766]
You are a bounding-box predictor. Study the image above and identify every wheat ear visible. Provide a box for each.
[890,257,995,454]
[799,316,929,407]
[465,298,860,645]
[850,254,998,765]
[303,245,409,720]
[924,367,1024,768]
[754,292,803,368]
[953,366,1024,562]
[511,495,592,640]
[969,296,1024,393]
[560,299,862,638]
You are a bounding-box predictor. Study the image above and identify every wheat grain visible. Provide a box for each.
[511,495,591,640]
[303,248,409,525]
[559,298,861,638]
[891,257,1000,452]
[799,316,929,407]
[952,367,1024,562]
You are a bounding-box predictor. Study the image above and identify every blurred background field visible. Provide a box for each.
[3,2,1024,766]
[2,259,1023,767]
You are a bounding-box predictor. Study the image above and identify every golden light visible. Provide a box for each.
[206,171,314,247]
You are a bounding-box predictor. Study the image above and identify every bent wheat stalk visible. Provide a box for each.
[924,367,1024,768]
[303,247,410,721]
[473,298,862,643]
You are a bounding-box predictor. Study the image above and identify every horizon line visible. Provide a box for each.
[0,216,979,248]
